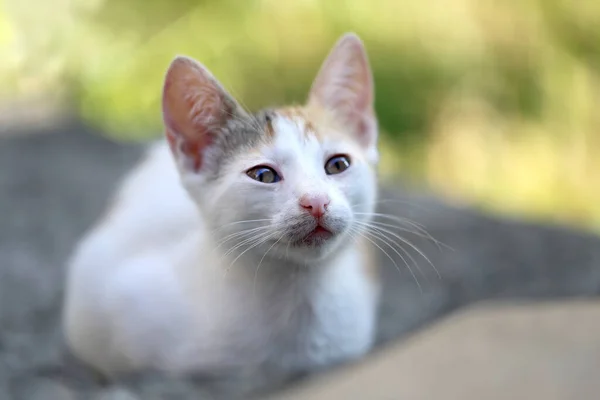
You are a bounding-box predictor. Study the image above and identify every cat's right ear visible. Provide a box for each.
[162,56,244,173]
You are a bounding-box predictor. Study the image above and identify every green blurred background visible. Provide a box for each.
[1,0,599,232]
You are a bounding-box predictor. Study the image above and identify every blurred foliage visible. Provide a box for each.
[1,0,600,231]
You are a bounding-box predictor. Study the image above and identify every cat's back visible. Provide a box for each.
[106,140,200,244]
[66,139,203,285]
[63,139,203,373]
[82,140,200,258]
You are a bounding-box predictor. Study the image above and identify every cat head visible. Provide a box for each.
[162,33,378,263]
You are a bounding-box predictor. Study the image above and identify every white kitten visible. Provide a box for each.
[62,33,381,377]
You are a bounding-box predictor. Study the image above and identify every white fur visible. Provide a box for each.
[64,119,379,376]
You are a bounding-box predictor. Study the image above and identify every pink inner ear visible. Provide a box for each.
[162,56,226,172]
[309,34,376,148]
[165,127,212,172]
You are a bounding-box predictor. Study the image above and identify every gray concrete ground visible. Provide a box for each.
[1,120,599,399]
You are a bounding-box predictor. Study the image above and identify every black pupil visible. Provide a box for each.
[258,168,271,182]
[327,156,349,174]
[253,167,277,183]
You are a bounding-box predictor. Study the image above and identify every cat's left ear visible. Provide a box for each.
[308,33,378,161]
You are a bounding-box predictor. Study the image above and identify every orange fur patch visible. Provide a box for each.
[264,117,275,138]
[273,104,346,142]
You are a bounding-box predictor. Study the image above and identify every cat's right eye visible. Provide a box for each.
[246,166,281,184]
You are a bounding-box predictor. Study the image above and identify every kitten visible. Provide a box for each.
[62,33,380,377]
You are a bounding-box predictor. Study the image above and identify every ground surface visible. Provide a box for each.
[271,300,600,400]
[1,120,599,399]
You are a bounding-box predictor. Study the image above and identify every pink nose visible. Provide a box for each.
[299,194,331,218]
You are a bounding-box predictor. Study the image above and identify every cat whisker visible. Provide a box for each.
[346,229,364,248]
[355,211,428,230]
[355,212,449,252]
[354,225,423,290]
[366,220,452,252]
[222,238,266,273]
[216,226,273,249]
[228,231,279,270]
[355,212,435,247]
[220,232,274,279]
[355,221,426,278]
[213,219,272,231]
[355,221,440,280]
[223,230,273,257]
[351,228,423,292]
[354,218,445,250]
[217,223,271,237]
[253,234,285,296]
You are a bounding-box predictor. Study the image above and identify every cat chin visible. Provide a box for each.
[273,245,336,265]
[270,232,350,264]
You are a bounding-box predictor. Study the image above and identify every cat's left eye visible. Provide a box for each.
[325,155,351,175]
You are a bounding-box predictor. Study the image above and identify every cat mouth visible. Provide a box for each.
[283,216,347,250]
[296,224,334,247]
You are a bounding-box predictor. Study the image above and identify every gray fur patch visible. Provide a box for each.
[204,107,276,181]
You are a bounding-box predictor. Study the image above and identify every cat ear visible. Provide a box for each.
[162,56,244,173]
[308,33,377,156]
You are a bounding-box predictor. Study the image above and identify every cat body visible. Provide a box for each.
[63,34,381,377]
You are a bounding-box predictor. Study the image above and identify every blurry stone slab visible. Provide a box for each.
[271,300,600,400]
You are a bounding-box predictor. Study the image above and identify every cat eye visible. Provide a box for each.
[325,155,351,175]
[246,166,281,183]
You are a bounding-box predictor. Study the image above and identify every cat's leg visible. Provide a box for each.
[63,245,186,375]
[101,252,195,373]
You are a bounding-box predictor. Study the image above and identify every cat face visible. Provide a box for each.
[162,33,378,263]
[202,108,378,262]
